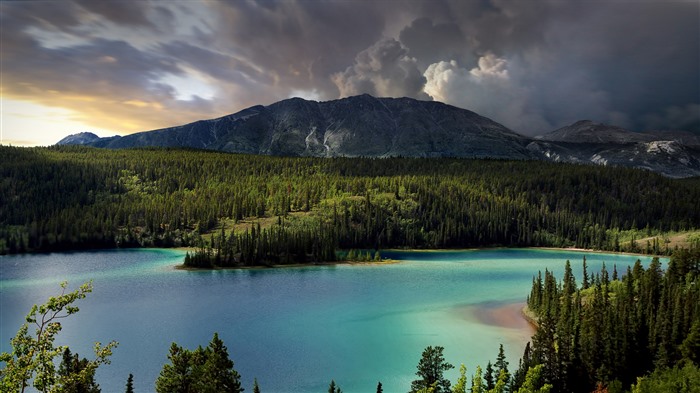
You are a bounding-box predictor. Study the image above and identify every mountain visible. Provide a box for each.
[529,120,700,178]
[58,95,532,159]
[57,95,700,178]
[56,132,102,145]
[535,120,658,144]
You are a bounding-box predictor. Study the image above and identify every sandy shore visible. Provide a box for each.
[527,246,663,258]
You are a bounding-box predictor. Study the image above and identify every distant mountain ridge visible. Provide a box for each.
[528,120,700,178]
[59,94,532,159]
[57,95,700,178]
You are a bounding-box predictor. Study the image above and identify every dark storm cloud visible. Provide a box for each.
[205,0,387,99]
[398,18,474,70]
[413,0,700,134]
[2,0,698,143]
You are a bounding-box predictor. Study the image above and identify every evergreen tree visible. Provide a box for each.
[155,343,197,393]
[253,378,260,393]
[155,333,243,393]
[328,380,342,393]
[681,321,700,365]
[376,381,383,393]
[484,361,495,390]
[582,257,590,289]
[200,333,243,393]
[125,374,134,393]
[57,348,101,393]
[494,344,510,385]
[410,346,454,393]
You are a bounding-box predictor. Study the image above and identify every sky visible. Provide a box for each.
[1,0,699,146]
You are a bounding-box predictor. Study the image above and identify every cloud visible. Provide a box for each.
[398,17,474,70]
[332,38,430,99]
[643,104,700,132]
[423,55,551,134]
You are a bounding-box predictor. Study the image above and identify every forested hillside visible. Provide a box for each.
[521,249,700,393]
[2,145,699,263]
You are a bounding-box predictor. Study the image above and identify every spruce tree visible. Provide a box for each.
[125,374,134,393]
[494,344,510,384]
[328,380,342,393]
[253,378,261,393]
[200,333,243,393]
[410,346,454,393]
[484,361,495,390]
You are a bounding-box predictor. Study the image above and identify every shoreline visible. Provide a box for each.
[173,246,665,271]
[174,258,400,271]
[526,246,664,258]
[381,246,664,258]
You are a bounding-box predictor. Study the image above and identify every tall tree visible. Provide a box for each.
[494,344,510,385]
[484,362,495,390]
[410,346,454,393]
[125,374,134,393]
[199,333,243,393]
[252,378,261,393]
[155,333,243,393]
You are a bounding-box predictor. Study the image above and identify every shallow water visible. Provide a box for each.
[0,248,663,392]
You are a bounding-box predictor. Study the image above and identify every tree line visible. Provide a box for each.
[520,248,700,392]
[2,145,699,264]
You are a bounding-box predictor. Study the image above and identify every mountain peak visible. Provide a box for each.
[57,94,531,159]
[55,95,700,177]
[56,132,101,145]
[535,120,656,144]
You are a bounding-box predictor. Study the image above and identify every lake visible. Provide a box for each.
[0,248,663,392]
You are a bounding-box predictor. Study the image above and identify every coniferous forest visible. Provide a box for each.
[521,249,700,393]
[2,145,700,266]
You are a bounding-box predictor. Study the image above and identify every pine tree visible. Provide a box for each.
[494,344,510,384]
[200,333,243,393]
[328,380,342,393]
[410,346,454,393]
[484,361,495,390]
[582,257,590,289]
[376,381,383,393]
[253,378,261,393]
[125,373,134,393]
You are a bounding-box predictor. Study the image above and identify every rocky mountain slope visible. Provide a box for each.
[529,120,700,178]
[57,95,700,178]
[56,132,102,145]
[60,94,532,159]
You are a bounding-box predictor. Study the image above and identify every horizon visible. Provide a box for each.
[1,0,699,146]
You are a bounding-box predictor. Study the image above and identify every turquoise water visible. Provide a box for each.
[0,248,663,392]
